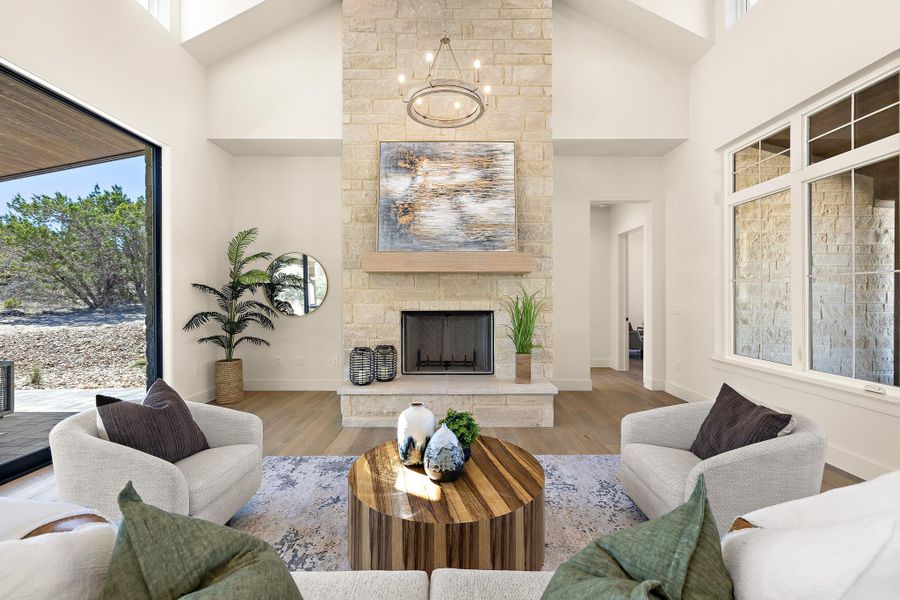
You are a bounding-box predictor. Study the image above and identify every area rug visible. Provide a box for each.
[229,454,646,572]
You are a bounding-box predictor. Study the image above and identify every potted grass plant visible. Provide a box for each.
[502,286,546,384]
[183,228,277,404]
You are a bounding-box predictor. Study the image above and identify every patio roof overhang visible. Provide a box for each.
[0,71,146,183]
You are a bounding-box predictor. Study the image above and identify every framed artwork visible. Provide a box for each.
[378,141,516,252]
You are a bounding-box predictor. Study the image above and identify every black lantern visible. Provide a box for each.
[349,347,375,386]
[374,345,397,382]
[0,360,13,417]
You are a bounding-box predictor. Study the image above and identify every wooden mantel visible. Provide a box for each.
[361,251,534,273]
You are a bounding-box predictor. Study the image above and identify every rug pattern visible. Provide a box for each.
[229,454,646,572]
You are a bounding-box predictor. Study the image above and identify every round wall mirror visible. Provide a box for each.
[266,253,328,316]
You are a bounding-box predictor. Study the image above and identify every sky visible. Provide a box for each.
[0,156,147,216]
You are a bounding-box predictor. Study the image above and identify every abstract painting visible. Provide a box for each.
[378,141,516,251]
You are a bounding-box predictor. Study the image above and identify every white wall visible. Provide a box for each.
[555,156,664,388]
[663,0,900,477]
[181,0,264,40]
[0,0,234,403]
[627,229,644,326]
[205,1,342,142]
[230,156,342,389]
[590,206,612,367]
[553,2,689,142]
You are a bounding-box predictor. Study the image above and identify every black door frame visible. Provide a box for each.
[0,64,163,482]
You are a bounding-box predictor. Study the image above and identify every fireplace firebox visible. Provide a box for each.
[401,311,493,375]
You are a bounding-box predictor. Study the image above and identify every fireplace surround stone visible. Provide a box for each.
[338,375,556,428]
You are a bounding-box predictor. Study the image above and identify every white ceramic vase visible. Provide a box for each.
[397,402,436,466]
[423,423,465,483]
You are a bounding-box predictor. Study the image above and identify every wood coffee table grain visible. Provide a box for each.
[348,435,545,574]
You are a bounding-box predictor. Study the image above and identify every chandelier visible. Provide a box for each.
[397,31,490,128]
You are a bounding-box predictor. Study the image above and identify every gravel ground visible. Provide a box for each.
[0,320,146,389]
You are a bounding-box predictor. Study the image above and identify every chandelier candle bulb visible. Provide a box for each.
[425,52,434,63]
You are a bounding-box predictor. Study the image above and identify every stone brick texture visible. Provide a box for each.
[735,157,896,384]
[342,0,554,381]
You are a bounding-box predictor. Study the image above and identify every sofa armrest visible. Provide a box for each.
[49,413,189,521]
[620,401,713,451]
[686,419,827,533]
[186,401,263,449]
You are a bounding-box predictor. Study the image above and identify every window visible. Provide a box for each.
[727,66,900,392]
[733,126,790,191]
[733,190,792,364]
[809,156,900,383]
[808,73,899,164]
[726,0,761,28]
[135,0,171,29]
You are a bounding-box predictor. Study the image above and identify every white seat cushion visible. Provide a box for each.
[739,469,900,529]
[290,570,429,600]
[176,444,260,514]
[0,523,116,600]
[621,443,701,502]
[430,569,554,600]
[722,511,900,600]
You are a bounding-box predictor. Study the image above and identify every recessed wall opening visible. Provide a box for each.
[401,311,494,375]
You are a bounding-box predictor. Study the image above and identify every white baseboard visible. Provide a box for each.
[643,378,665,391]
[826,444,891,480]
[590,359,612,368]
[184,387,215,404]
[244,378,343,392]
[664,380,711,403]
[553,378,593,391]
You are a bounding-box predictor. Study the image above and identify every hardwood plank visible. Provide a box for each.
[0,366,862,501]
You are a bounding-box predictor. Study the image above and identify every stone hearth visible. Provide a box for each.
[339,375,557,427]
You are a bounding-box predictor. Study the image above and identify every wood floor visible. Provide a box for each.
[0,365,861,500]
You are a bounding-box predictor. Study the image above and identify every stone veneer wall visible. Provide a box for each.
[342,0,554,380]
[735,158,896,383]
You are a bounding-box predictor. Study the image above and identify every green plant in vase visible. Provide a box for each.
[502,285,546,384]
[440,408,481,461]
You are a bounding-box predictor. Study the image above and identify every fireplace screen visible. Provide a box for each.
[401,311,493,375]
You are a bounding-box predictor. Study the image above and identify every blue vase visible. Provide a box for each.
[423,424,465,483]
[397,402,435,466]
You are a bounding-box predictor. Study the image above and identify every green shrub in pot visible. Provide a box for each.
[439,408,481,461]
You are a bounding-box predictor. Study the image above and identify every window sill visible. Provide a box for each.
[710,355,900,418]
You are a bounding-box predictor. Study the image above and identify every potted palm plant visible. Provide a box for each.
[502,286,546,384]
[183,228,277,404]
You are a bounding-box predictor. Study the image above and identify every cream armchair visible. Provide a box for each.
[619,400,827,534]
[49,401,262,523]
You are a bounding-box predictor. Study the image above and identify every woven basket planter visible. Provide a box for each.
[215,359,244,405]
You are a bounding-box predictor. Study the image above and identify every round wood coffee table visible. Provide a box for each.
[348,435,545,573]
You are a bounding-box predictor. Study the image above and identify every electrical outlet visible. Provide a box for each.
[332,356,339,366]
[295,356,303,367]
[275,356,283,367]
[675,360,681,372]
[193,365,198,376]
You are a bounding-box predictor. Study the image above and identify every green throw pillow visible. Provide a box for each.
[542,476,733,600]
[101,482,301,600]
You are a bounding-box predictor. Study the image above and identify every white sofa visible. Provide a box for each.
[619,400,827,534]
[721,469,900,599]
[49,401,263,523]
[4,471,899,599]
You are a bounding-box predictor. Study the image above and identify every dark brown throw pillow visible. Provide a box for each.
[690,383,792,460]
[97,379,209,463]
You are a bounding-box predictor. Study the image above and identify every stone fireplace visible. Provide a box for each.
[402,311,494,375]
[339,0,556,427]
